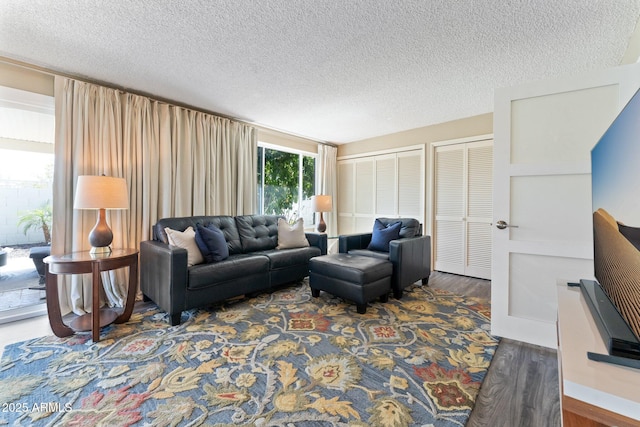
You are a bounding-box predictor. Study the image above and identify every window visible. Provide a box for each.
[257,144,315,226]
[0,84,54,322]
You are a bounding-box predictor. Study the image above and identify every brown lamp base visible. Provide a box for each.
[317,212,327,232]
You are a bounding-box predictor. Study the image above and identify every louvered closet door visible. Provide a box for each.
[338,162,355,234]
[435,145,466,275]
[376,155,397,217]
[398,151,423,218]
[337,147,425,236]
[465,141,493,279]
[354,159,375,232]
[434,140,493,280]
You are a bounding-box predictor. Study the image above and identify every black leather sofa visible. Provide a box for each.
[338,218,431,299]
[140,214,327,325]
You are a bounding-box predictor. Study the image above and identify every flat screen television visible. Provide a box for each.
[581,86,640,369]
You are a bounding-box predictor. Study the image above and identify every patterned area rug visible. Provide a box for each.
[0,280,499,426]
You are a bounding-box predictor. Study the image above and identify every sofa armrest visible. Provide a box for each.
[389,235,431,289]
[338,233,373,253]
[140,240,188,324]
[306,232,328,255]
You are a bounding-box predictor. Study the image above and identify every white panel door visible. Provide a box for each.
[492,63,640,348]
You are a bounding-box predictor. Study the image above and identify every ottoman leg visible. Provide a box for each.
[380,293,389,303]
[311,288,320,298]
[356,304,367,314]
[169,313,182,326]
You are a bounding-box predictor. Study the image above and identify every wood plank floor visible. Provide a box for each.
[427,271,561,427]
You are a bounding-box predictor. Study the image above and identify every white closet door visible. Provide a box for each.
[433,139,493,279]
[375,155,396,217]
[466,141,493,279]
[337,146,426,236]
[354,159,375,233]
[337,162,355,234]
[398,151,423,219]
[434,145,465,275]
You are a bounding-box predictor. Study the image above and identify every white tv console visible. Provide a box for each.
[556,283,640,426]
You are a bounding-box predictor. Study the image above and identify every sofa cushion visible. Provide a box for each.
[276,218,310,249]
[165,226,204,266]
[368,219,402,252]
[195,224,229,263]
[236,215,281,252]
[188,254,270,290]
[258,247,321,269]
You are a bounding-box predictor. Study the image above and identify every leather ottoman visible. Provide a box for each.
[309,253,392,314]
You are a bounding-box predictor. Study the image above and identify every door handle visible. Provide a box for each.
[495,220,519,230]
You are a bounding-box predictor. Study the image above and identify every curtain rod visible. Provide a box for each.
[1,56,337,148]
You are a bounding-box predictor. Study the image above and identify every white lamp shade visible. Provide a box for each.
[311,195,333,212]
[74,175,129,210]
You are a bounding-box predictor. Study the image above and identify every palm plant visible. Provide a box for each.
[17,201,52,244]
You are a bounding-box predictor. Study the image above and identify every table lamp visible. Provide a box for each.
[311,195,332,232]
[74,175,129,254]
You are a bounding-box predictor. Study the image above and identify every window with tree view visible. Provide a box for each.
[258,145,315,226]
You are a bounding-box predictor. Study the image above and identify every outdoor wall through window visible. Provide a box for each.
[257,144,316,226]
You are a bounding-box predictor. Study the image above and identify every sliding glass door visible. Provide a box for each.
[0,85,54,324]
[257,145,315,226]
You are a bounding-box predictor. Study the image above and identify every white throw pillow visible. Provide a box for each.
[164,226,204,266]
[276,218,310,249]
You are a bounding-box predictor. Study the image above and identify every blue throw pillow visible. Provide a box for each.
[368,219,402,252]
[195,223,229,263]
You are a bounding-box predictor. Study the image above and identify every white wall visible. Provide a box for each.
[0,183,52,246]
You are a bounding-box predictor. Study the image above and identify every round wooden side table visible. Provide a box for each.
[43,249,139,342]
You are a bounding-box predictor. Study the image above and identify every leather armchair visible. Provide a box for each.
[338,218,431,298]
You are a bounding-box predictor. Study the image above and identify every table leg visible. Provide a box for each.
[92,264,101,342]
[115,259,138,324]
[44,265,74,338]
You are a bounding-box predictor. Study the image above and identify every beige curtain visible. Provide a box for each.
[53,77,257,315]
[316,144,338,237]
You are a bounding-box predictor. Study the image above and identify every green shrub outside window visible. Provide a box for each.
[258,146,315,225]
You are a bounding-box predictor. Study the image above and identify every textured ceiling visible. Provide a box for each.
[1,1,640,144]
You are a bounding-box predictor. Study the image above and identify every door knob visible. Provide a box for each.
[496,220,518,229]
